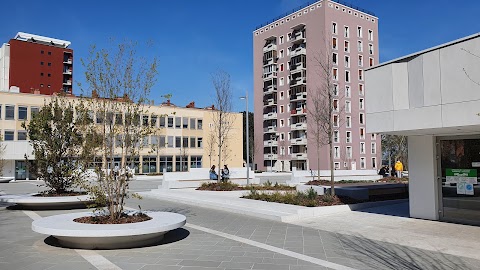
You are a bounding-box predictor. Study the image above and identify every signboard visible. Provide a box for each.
[457,182,475,195]
[446,169,477,184]
[472,162,480,167]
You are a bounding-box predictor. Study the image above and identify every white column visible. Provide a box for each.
[408,135,439,220]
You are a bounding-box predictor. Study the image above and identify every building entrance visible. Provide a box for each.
[439,138,480,225]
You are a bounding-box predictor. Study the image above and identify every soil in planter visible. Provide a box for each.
[74,213,151,224]
[33,191,88,197]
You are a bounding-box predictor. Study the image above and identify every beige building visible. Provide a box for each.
[0,90,243,179]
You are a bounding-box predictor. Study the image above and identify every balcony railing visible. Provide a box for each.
[263,126,277,133]
[263,43,277,53]
[263,71,278,80]
[63,69,72,75]
[263,99,276,106]
[63,80,72,85]
[63,59,73,64]
[291,32,306,43]
[290,92,306,101]
[264,140,278,146]
[264,153,278,160]
[291,122,307,130]
[291,153,307,159]
[290,46,306,57]
[263,112,277,120]
[263,85,277,94]
[291,108,306,115]
[290,77,306,86]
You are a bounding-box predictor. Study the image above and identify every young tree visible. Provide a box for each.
[0,135,5,176]
[382,134,408,170]
[211,70,236,183]
[307,48,344,195]
[79,41,159,221]
[205,130,216,167]
[22,96,94,194]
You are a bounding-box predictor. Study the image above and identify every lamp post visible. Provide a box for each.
[240,91,250,185]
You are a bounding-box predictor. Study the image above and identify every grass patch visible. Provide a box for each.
[306,180,375,186]
[377,177,409,183]
[196,181,295,191]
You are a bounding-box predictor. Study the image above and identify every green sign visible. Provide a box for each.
[446,169,477,184]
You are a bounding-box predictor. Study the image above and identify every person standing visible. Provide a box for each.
[394,160,404,178]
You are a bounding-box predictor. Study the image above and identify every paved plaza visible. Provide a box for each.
[1,180,479,270]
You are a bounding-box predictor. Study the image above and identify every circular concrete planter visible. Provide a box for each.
[0,177,14,183]
[0,194,94,210]
[32,211,186,249]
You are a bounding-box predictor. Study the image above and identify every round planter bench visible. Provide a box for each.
[0,194,94,210]
[0,177,14,183]
[32,211,186,249]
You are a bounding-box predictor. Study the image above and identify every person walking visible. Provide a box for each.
[394,160,404,178]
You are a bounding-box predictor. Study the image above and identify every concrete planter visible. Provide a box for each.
[0,177,14,183]
[32,211,186,249]
[0,193,94,210]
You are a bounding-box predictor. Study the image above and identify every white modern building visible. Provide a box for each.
[366,33,480,225]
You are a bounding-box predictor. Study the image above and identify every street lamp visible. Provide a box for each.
[240,91,250,185]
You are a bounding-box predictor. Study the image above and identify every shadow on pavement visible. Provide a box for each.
[355,201,410,218]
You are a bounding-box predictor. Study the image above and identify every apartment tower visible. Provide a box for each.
[253,0,380,171]
[0,32,73,95]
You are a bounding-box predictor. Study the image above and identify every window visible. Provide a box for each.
[175,117,181,128]
[18,106,27,120]
[344,55,350,68]
[159,116,165,127]
[40,84,44,88]
[288,33,292,41]
[142,115,149,126]
[18,131,27,141]
[48,73,51,77]
[167,117,174,128]
[0,105,2,119]
[371,133,377,140]
[359,84,364,96]
[48,62,51,66]
[344,41,349,52]
[41,50,44,54]
[357,41,363,52]
[333,130,339,143]
[334,146,340,159]
[359,70,364,81]
[360,142,366,154]
[142,156,157,174]
[151,135,158,145]
[369,57,374,67]
[280,119,284,127]
[346,131,352,143]
[280,77,284,86]
[29,107,38,119]
[183,137,189,148]
[40,73,44,77]
[332,37,337,50]
[280,105,284,114]
[182,117,189,129]
[372,157,377,169]
[371,142,377,154]
[344,26,349,38]
[359,98,364,110]
[334,162,340,169]
[280,91,284,100]
[280,133,285,141]
[345,86,351,98]
[280,63,284,72]
[369,44,374,55]
[4,131,14,141]
[190,137,196,148]
[197,119,203,129]
[333,99,339,111]
[167,136,174,148]
[40,61,44,65]
[357,26,362,38]
[333,68,338,81]
[96,112,104,124]
[175,136,181,148]
[175,155,188,172]
[333,115,339,127]
[358,55,363,67]
[280,35,284,44]
[5,105,14,120]
[159,156,173,172]
[345,70,350,83]
[287,47,291,56]
[48,51,52,55]
[346,116,351,128]
[360,128,365,139]
[332,22,337,34]
[190,118,196,129]
[159,136,166,147]
[333,53,338,65]
[345,101,351,113]
[360,157,366,169]
[190,156,202,168]
[359,113,365,124]
[279,49,284,58]
[333,84,339,96]
[346,146,352,158]
[197,137,203,148]
[368,30,373,41]
[287,62,290,70]
[151,115,157,127]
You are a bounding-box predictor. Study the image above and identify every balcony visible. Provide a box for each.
[263,98,276,107]
[291,31,306,44]
[290,76,306,86]
[290,46,306,58]
[263,84,277,95]
[291,137,307,145]
[263,112,277,120]
[263,57,277,66]
[291,122,307,130]
[263,126,277,133]
[63,69,72,75]
[291,108,307,115]
[63,80,72,86]
[290,62,306,74]
[63,59,73,64]
[263,43,277,53]
[263,71,278,80]
[291,153,308,160]
[290,92,307,101]
[264,153,278,160]
[264,140,278,146]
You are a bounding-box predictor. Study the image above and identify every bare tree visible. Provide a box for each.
[307,47,344,195]
[382,134,408,170]
[211,70,236,182]
[0,135,5,176]
[78,41,159,221]
[205,129,216,167]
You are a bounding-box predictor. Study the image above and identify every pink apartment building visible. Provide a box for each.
[253,0,381,172]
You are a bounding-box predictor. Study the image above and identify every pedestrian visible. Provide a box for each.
[394,160,404,178]
[221,165,230,182]
[209,165,218,180]
[378,166,386,177]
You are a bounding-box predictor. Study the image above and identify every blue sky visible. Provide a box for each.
[1,0,479,111]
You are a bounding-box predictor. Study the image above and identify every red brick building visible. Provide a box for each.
[0,32,73,95]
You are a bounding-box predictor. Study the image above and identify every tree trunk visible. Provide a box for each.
[317,143,321,181]
[329,142,335,196]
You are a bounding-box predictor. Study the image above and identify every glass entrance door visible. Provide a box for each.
[15,160,27,180]
[440,138,480,225]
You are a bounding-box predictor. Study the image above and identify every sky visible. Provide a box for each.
[1,0,479,112]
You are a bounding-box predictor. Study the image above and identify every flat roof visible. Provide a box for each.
[368,32,480,71]
[14,32,71,48]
